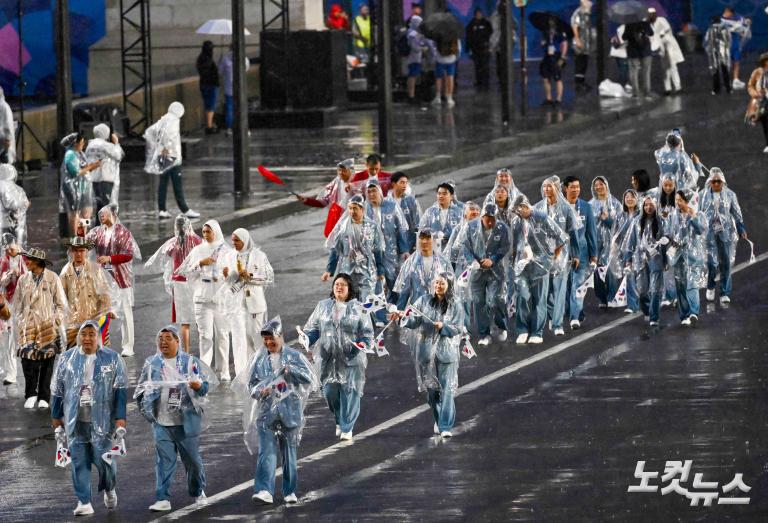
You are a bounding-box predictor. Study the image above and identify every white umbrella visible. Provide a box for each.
[196,19,251,36]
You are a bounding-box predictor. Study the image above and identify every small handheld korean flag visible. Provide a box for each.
[359,294,388,314]
[55,442,71,468]
[102,432,127,465]
[457,260,479,288]
[575,273,594,299]
[460,336,476,359]
[272,379,290,401]
[374,333,390,357]
[608,276,628,308]
[354,340,375,354]
[596,265,608,282]
[296,326,310,350]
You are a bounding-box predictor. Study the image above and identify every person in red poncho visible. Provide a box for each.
[327,4,350,31]
[351,153,392,196]
[296,159,365,236]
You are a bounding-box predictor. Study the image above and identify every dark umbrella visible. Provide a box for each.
[608,1,648,24]
[528,11,574,39]
[422,12,464,41]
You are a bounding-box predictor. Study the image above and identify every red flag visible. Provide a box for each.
[324,202,344,237]
[258,165,286,185]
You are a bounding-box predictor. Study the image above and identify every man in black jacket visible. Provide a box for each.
[466,8,493,88]
[623,20,654,98]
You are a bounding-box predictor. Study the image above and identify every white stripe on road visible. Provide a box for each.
[153,252,767,521]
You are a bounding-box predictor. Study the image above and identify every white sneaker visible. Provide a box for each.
[219,375,231,382]
[446,97,456,108]
[185,209,201,219]
[515,333,528,344]
[554,328,565,336]
[649,321,659,327]
[720,296,731,304]
[570,320,581,330]
[440,431,453,438]
[38,400,49,409]
[431,96,442,106]
[681,317,691,326]
[732,78,746,89]
[121,349,134,358]
[252,490,273,504]
[24,396,37,409]
[477,336,491,346]
[661,300,672,307]
[158,210,171,219]
[284,493,298,504]
[527,336,543,344]
[624,308,634,314]
[706,289,715,301]
[339,431,353,441]
[149,500,172,512]
[689,314,698,322]
[433,422,439,435]
[195,491,208,506]
[763,146,768,154]
[73,502,94,516]
[335,425,341,437]
[104,489,117,509]
[497,330,507,342]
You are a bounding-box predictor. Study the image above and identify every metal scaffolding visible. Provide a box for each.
[261,0,290,32]
[120,0,153,136]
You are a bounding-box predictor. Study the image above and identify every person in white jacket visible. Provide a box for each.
[176,220,234,380]
[0,87,15,165]
[649,8,684,95]
[86,124,125,214]
[222,228,273,377]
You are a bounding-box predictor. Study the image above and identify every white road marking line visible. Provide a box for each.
[153,251,767,521]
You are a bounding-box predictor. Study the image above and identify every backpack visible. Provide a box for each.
[438,39,458,57]
[396,28,411,57]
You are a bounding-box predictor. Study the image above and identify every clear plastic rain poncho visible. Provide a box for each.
[60,250,119,347]
[399,278,463,394]
[666,189,708,289]
[704,19,732,72]
[394,248,454,309]
[364,184,409,284]
[508,196,570,283]
[589,176,622,266]
[606,189,640,280]
[486,185,515,226]
[12,266,68,359]
[302,297,374,395]
[85,124,125,200]
[231,317,319,454]
[446,204,480,300]
[325,211,385,297]
[0,164,29,246]
[143,102,184,175]
[51,321,128,446]
[144,214,202,295]
[533,176,579,273]
[59,135,95,215]
[698,168,746,267]
[653,132,702,192]
[418,202,463,253]
[656,173,678,225]
[0,87,15,164]
[221,228,274,306]
[85,204,142,289]
[461,214,511,282]
[175,219,236,310]
[134,328,219,430]
[622,196,666,274]
[0,233,24,334]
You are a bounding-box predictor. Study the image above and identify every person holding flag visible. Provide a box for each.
[50,321,128,516]
[135,325,217,512]
[301,273,373,442]
[395,273,463,438]
[295,159,363,236]
[232,317,318,505]
[322,195,385,303]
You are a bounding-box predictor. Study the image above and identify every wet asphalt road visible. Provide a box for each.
[1,88,767,522]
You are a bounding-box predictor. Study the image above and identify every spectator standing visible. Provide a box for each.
[570,0,593,92]
[352,5,372,64]
[86,124,124,215]
[196,41,219,135]
[648,8,684,95]
[746,52,768,153]
[623,20,654,98]
[466,8,493,89]
[610,24,630,91]
[539,15,569,105]
[721,6,749,89]
[704,15,732,95]
[326,4,350,31]
[218,46,251,137]
[432,37,461,108]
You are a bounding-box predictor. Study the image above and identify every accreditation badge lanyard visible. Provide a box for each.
[80,354,97,407]
[161,356,184,411]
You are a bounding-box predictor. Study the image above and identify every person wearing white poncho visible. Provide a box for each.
[86,124,124,213]
[176,219,234,380]
[232,317,317,505]
[0,87,14,164]
[51,321,127,516]
[0,164,29,247]
[222,228,274,377]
